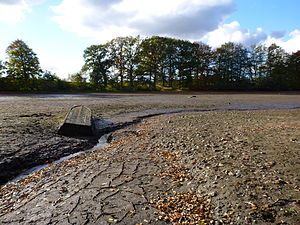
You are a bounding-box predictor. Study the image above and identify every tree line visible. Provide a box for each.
[82,36,300,91]
[1,37,300,92]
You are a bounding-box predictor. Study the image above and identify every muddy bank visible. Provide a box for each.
[0,111,97,185]
[0,108,299,224]
[0,93,299,185]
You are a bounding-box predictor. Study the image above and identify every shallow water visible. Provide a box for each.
[0,93,142,100]
[228,103,300,110]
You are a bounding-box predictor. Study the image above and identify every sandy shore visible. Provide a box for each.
[0,93,300,224]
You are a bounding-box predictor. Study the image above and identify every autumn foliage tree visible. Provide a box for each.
[2,36,299,92]
[82,36,300,91]
[5,40,42,90]
[82,44,111,91]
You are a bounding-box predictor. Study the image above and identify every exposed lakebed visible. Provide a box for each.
[0,103,299,224]
[0,93,300,185]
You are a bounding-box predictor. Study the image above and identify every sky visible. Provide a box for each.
[0,0,299,79]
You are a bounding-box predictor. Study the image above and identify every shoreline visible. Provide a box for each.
[1,90,300,96]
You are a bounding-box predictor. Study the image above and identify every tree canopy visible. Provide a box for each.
[2,40,42,91]
[82,36,300,91]
[6,40,42,79]
[0,60,4,77]
[0,37,299,92]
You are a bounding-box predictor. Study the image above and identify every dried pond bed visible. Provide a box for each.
[1,93,300,186]
[0,107,299,224]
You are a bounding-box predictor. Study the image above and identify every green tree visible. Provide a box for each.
[137,36,169,89]
[247,45,268,89]
[214,42,250,90]
[82,44,110,90]
[5,39,42,90]
[70,72,86,90]
[37,70,61,91]
[123,36,141,88]
[286,51,300,90]
[265,44,288,90]
[80,35,297,91]
[192,42,212,90]
[163,38,179,88]
[0,60,5,90]
[41,70,59,81]
[107,37,127,88]
[176,40,196,88]
[0,60,5,77]
[0,60,5,78]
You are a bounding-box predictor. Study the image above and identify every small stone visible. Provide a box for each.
[209,191,217,197]
[214,149,223,152]
[61,187,68,192]
[107,218,116,223]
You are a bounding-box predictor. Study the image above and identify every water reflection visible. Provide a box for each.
[0,93,146,100]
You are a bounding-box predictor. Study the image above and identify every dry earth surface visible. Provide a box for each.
[0,93,299,224]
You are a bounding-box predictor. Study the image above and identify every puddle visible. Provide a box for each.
[9,134,110,184]
[0,94,144,100]
[228,103,300,110]
[94,119,114,133]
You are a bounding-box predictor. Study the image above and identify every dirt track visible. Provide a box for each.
[0,93,300,224]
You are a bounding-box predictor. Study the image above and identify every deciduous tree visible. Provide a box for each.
[6,39,41,79]
[82,44,110,90]
[0,60,5,77]
[5,39,42,90]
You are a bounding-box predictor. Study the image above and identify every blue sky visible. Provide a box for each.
[0,0,299,79]
[231,0,299,34]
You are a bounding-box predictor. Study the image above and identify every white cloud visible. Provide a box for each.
[203,21,267,47]
[203,21,300,53]
[0,1,31,24]
[264,30,300,53]
[0,0,45,24]
[51,0,235,42]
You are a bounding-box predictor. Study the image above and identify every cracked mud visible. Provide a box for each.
[0,93,300,224]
